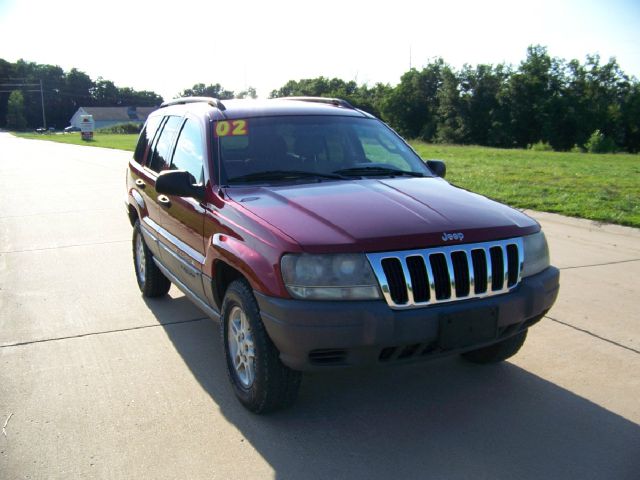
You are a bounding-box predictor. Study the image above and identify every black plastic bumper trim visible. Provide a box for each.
[255,266,560,371]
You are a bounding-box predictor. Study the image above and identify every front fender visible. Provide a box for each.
[206,232,288,300]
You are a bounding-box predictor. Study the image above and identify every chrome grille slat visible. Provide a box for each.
[424,255,437,301]
[485,247,493,292]
[443,253,457,300]
[465,250,475,294]
[367,238,523,310]
[399,258,416,305]
[501,247,509,291]
[517,242,525,285]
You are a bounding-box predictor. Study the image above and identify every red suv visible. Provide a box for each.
[126,97,559,413]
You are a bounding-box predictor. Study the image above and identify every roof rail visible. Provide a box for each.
[160,96,226,111]
[280,96,354,109]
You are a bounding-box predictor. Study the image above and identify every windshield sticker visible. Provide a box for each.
[215,120,248,137]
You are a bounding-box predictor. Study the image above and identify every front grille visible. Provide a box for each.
[367,238,524,309]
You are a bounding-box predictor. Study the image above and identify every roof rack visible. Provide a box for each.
[160,96,226,111]
[280,96,354,109]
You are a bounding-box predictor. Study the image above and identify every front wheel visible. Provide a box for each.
[461,330,528,364]
[221,279,301,413]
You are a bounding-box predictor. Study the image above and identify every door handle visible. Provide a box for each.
[135,178,146,188]
[157,195,171,207]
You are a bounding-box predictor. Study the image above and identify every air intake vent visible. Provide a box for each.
[308,349,347,365]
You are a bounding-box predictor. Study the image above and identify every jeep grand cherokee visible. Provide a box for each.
[125,96,559,413]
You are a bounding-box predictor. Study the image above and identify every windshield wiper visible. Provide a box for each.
[332,166,424,177]
[227,170,348,183]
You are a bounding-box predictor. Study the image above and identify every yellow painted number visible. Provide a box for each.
[215,120,248,137]
[232,120,247,135]
[215,121,231,137]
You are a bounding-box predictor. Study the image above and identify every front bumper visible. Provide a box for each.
[256,266,560,371]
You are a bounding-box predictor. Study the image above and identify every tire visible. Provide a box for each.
[221,279,302,413]
[132,220,171,297]
[461,330,528,364]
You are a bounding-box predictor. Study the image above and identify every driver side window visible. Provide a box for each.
[170,119,204,183]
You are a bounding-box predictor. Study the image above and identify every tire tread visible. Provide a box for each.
[221,279,301,413]
[133,220,171,298]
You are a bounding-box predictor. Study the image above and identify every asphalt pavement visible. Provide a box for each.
[1,132,639,479]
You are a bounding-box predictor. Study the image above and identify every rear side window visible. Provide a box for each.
[170,119,205,183]
[133,116,162,164]
[148,116,183,173]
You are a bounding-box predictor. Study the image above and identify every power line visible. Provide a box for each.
[0,80,46,128]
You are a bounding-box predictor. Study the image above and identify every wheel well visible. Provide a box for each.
[127,204,139,226]
[214,262,246,306]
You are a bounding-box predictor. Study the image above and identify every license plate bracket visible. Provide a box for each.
[438,307,498,350]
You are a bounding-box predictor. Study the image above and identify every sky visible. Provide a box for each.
[0,0,639,100]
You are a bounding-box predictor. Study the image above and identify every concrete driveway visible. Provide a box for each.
[1,132,638,479]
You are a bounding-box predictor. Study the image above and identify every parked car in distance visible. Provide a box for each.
[64,125,80,133]
[125,96,560,413]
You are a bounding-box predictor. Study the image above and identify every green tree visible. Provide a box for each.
[64,68,94,105]
[10,60,63,128]
[92,78,119,105]
[0,58,164,128]
[0,58,14,128]
[270,77,335,97]
[583,55,629,147]
[459,64,508,146]
[381,59,444,140]
[585,129,617,153]
[179,83,234,99]
[6,90,27,130]
[621,82,640,152]
[117,87,163,106]
[269,77,387,117]
[435,66,468,144]
[237,86,257,99]
[504,45,553,147]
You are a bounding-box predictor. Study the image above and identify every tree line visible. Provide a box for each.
[0,59,163,130]
[2,46,639,152]
[0,58,260,131]
[270,46,640,153]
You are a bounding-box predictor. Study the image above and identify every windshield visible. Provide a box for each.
[216,116,430,185]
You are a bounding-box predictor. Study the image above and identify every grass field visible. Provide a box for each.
[412,142,640,228]
[15,132,137,151]
[11,132,640,227]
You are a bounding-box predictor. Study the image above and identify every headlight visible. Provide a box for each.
[281,253,381,300]
[522,231,550,278]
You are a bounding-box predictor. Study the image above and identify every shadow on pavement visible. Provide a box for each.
[146,298,640,480]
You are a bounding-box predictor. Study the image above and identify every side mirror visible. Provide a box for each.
[156,170,205,201]
[427,159,446,178]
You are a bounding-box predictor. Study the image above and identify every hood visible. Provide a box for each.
[225,178,539,253]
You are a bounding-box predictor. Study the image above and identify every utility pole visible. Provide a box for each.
[40,80,47,129]
[0,79,46,128]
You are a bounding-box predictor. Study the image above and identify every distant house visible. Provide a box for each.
[69,106,157,129]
